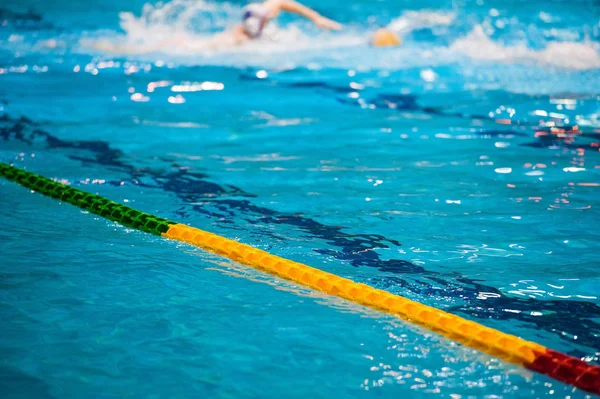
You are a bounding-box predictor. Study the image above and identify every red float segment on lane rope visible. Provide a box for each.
[528,349,600,395]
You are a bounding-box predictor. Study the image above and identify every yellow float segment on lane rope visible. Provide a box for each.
[163,223,544,366]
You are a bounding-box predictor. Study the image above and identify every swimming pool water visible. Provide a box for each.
[1,0,599,397]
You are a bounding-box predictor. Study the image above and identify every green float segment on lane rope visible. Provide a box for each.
[0,163,175,235]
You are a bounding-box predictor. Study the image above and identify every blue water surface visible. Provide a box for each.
[1,0,600,397]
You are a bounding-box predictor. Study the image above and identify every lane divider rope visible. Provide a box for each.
[1,162,598,395]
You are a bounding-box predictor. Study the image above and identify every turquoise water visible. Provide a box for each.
[1,0,600,397]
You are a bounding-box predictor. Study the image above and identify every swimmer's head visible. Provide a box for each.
[371,29,402,47]
[242,4,270,38]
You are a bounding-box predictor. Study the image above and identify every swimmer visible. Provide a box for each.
[231,0,342,43]
[90,2,400,54]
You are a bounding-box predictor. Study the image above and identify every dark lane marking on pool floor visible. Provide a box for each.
[1,162,599,395]
[2,114,600,352]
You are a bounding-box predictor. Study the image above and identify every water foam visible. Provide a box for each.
[387,10,455,33]
[81,2,600,71]
[451,25,600,70]
[86,0,364,59]
[89,0,238,54]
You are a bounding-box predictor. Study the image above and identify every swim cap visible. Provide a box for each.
[242,4,270,38]
[371,29,402,47]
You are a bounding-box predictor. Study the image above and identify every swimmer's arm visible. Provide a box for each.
[265,0,342,30]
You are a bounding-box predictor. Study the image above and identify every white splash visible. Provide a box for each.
[387,10,455,32]
[85,0,364,59]
[451,25,600,70]
[79,2,600,73]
